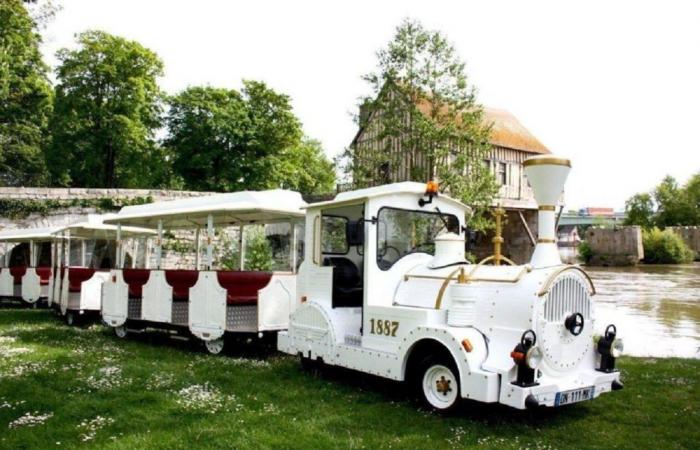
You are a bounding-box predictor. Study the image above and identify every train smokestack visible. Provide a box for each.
[523,156,571,267]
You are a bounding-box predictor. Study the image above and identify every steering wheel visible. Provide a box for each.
[565,313,585,336]
[378,245,401,259]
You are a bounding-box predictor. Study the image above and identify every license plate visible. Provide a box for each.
[555,386,595,406]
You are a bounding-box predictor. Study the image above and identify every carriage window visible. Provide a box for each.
[376,208,459,271]
[322,216,348,254]
[217,223,299,272]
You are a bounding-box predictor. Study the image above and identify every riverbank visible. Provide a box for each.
[0,308,698,449]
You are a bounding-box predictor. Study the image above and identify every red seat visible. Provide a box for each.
[68,268,96,293]
[36,267,51,286]
[123,269,151,298]
[217,271,272,306]
[10,266,27,285]
[165,270,199,302]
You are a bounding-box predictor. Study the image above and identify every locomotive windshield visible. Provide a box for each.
[376,207,459,270]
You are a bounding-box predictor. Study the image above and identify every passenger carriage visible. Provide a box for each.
[0,227,60,306]
[48,215,153,325]
[101,190,306,354]
[279,156,624,411]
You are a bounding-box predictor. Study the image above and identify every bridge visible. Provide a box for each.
[557,212,627,228]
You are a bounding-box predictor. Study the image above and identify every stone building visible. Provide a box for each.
[350,101,551,263]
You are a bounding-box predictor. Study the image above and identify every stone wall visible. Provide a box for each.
[668,226,700,260]
[0,187,215,232]
[0,188,218,269]
[585,226,644,266]
[0,187,215,202]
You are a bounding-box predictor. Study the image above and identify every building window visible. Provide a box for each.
[497,162,507,185]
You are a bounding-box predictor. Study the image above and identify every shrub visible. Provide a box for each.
[642,227,694,264]
[577,240,593,264]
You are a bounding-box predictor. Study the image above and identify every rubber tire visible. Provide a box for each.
[414,354,461,414]
[204,338,225,355]
[114,325,128,339]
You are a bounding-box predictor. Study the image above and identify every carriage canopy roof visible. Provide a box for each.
[0,226,63,243]
[308,181,471,214]
[54,214,155,239]
[103,190,307,229]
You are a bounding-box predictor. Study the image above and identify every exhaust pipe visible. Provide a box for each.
[523,156,571,268]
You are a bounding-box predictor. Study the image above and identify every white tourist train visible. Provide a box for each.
[278,155,624,411]
[47,215,153,325]
[0,226,60,306]
[100,190,306,354]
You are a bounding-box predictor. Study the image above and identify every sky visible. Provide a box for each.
[37,0,700,210]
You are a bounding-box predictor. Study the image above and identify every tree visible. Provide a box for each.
[0,0,53,186]
[272,137,336,194]
[165,83,335,194]
[342,19,498,228]
[47,30,166,188]
[623,172,699,228]
[624,193,655,228]
[654,175,694,227]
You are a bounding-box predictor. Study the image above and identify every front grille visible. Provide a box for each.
[543,275,591,322]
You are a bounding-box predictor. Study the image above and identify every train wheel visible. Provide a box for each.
[114,325,128,339]
[417,356,461,413]
[204,338,224,355]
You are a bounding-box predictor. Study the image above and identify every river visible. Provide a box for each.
[585,263,700,359]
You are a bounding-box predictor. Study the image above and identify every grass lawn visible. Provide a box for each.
[0,307,697,449]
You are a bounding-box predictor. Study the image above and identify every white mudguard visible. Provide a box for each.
[258,274,296,331]
[189,271,226,341]
[79,272,108,312]
[141,271,172,323]
[102,271,128,327]
[21,268,41,303]
[0,269,13,297]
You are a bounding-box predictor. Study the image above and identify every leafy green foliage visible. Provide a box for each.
[46,30,166,188]
[623,193,655,228]
[625,173,700,228]
[342,18,498,230]
[273,137,336,195]
[165,84,335,194]
[218,226,273,271]
[0,0,53,186]
[642,227,694,264]
[243,226,273,271]
[577,240,593,263]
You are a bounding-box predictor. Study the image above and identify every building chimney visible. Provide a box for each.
[523,156,571,267]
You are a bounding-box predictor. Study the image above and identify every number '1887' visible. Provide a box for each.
[369,318,399,337]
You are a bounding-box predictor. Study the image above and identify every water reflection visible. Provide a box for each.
[586,263,700,358]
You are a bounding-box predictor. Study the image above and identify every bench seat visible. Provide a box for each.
[68,268,96,293]
[165,269,199,302]
[36,267,51,286]
[10,266,27,285]
[217,271,272,306]
[122,268,151,298]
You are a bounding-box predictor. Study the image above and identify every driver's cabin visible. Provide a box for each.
[297,182,470,347]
